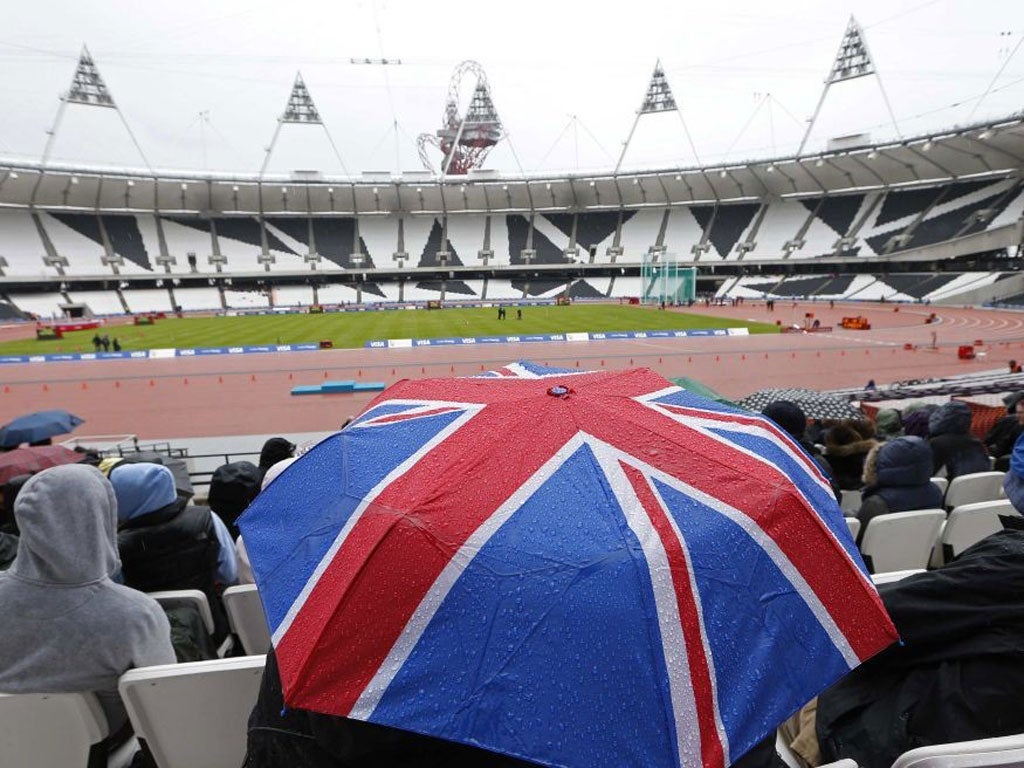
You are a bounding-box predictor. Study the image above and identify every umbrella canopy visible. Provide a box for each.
[737,388,863,421]
[668,376,737,407]
[0,409,84,449]
[0,445,84,486]
[240,361,896,768]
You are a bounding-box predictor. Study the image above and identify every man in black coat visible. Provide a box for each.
[815,523,1024,767]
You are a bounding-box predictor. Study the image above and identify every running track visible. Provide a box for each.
[3,301,1024,440]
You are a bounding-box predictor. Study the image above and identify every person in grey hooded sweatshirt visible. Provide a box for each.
[0,464,175,731]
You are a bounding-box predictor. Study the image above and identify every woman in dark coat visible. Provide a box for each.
[823,419,878,491]
[854,436,944,542]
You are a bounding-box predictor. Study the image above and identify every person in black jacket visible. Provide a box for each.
[814,523,1024,767]
[928,401,989,480]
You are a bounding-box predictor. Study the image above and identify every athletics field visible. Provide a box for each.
[11,305,779,355]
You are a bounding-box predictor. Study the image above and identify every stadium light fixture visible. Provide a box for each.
[815,158,825,167]
[674,174,682,181]
[979,129,993,140]
[589,181,596,187]
[632,178,639,185]
[126,179,134,187]
[180,182,188,190]
[232,185,239,192]
[8,172,17,179]
[372,187,379,194]
[719,170,727,179]
[867,150,878,159]
[70,176,79,185]
[766,164,776,173]
[922,140,933,151]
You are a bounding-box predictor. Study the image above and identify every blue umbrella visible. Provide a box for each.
[0,409,85,448]
[240,361,896,768]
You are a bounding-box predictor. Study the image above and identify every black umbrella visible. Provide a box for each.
[738,388,863,420]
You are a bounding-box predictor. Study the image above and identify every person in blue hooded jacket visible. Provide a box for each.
[110,462,237,640]
[854,436,944,543]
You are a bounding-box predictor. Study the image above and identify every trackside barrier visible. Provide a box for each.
[364,328,749,349]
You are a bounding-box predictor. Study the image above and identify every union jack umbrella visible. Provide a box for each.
[239,361,897,768]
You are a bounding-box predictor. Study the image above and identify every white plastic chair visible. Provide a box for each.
[944,471,1007,510]
[0,690,108,768]
[930,477,948,496]
[891,732,1024,767]
[222,584,272,656]
[859,509,945,574]
[840,489,863,515]
[118,655,266,768]
[845,517,861,540]
[938,500,1020,564]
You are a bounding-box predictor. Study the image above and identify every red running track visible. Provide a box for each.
[2,301,1024,440]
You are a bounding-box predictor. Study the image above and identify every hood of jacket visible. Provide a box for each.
[874,409,904,440]
[928,401,973,437]
[110,463,177,522]
[7,464,119,585]
[864,436,934,488]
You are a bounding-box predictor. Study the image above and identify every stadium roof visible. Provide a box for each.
[1,114,1022,215]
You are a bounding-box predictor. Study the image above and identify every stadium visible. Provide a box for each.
[3,4,1024,767]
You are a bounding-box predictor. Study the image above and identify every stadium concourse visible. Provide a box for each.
[1,300,1022,441]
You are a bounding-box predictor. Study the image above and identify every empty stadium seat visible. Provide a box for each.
[891,732,1024,768]
[845,517,861,540]
[937,500,1020,564]
[840,490,862,515]
[222,584,271,656]
[118,655,266,768]
[931,477,948,496]
[859,509,945,574]
[0,690,109,768]
[944,472,1006,510]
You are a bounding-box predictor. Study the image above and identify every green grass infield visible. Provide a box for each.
[12,304,779,355]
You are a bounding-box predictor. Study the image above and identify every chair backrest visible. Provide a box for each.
[944,471,1006,510]
[840,489,862,515]
[941,500,1021,563]
[148,589,215,635]
[0,690,108,768]
[859,509,946,573]
[870,568,925,585]
[930,477,948,496]
[118,655,266,768]
[891,732,1024,768]
[845,517,861,540]
[222,584,272,656]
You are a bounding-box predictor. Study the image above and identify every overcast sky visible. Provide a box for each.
[1,0,1022,176]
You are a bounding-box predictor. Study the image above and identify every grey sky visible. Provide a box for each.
[1,0,1022,175]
